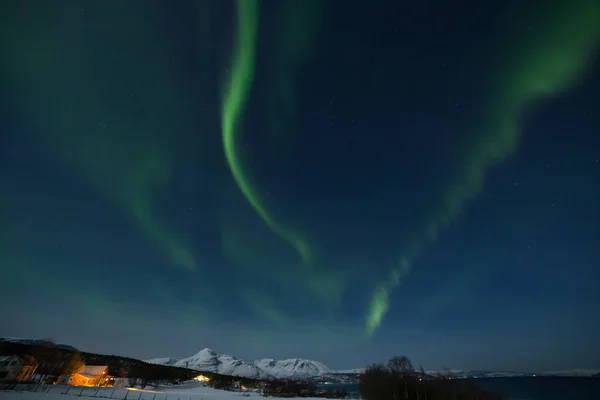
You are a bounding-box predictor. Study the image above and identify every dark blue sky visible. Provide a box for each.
[1,0,599,372]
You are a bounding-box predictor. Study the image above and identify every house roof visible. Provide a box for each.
[80,365,108,376]
[76,373,100,380]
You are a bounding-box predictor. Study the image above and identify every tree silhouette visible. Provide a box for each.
[388,356,413,376]
[359,357,504,400]
[62,352,85,375]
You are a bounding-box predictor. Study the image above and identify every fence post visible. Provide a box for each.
[138,392,142,400]
[65,386,72,395]
[124,389,129,400]
[110,388,116,399]
[80,387,85,396]
[153,393,157,400]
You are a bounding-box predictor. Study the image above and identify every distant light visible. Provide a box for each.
[533,374,536,377]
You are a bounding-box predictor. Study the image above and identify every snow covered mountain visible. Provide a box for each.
[437,369,600,378]
[540,369,600,377]
[146,348,329,380]
[174,349,273,380]
[445,370,529,379]
[254,358,329,379]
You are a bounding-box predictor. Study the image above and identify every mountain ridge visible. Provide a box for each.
[0,337,78,352]
[146,348,330,380]
[3,338,596,380]
[146,348,600,381]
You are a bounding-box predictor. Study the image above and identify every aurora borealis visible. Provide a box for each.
[1,0,599,370]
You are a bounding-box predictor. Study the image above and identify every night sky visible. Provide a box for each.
[1,0,599,372]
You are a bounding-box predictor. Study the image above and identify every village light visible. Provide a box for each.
[194,374,210,382]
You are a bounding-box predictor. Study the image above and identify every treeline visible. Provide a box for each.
[0,340,197,385]
[262,379,349,398]
[359,356,506,400]
[208,374,262,391]
[262,380,318,397]
[208,375,343,399]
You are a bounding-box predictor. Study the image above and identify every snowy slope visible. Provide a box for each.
[174,349,273,380]
[146,348,329,380]
[0,383,338,400]
[254,358,329,379]
[541,369,600,377]
[453,370,528,378]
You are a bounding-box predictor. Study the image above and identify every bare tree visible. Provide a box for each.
[62,352,85,376]
[388,356,413,400]
[128,376,140,388]
[388,356,413,376]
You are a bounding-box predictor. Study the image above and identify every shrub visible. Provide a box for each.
[359,356,505,400]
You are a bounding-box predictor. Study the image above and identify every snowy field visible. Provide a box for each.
[0,383,328,400]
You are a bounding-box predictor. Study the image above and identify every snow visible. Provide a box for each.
[541,369,600,377]
[0,383,329,400]
[254,358,329,379]
[79,366,108,376]
[162,349,272,380]
[425,370,529,379]
[146,349,329,380]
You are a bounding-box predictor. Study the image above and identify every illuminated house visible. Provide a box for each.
[194,374,210,382]
[0,355,38,382]
[60,365,110,387]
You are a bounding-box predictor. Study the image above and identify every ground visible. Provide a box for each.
[0,382,327,400]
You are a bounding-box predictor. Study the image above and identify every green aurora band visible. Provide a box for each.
[4,0,597,339]
[1,3,196,271]
[221,0,311,264]
[366,0,600,335]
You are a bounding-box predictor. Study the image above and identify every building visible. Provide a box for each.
[0,355,38,382]
[193,374,210,383]
[59,365,110,387]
